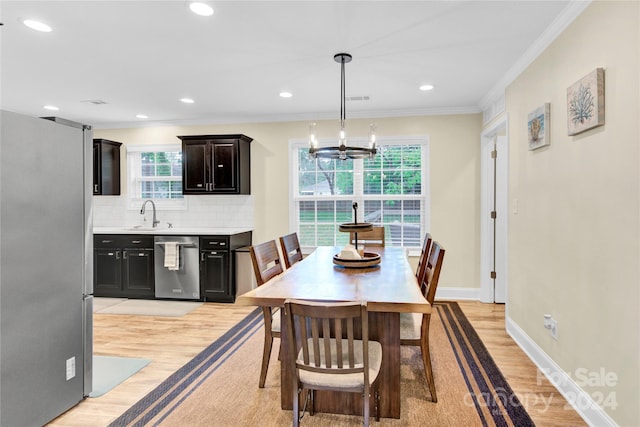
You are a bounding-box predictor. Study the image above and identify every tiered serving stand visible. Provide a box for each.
[332,203,381,268]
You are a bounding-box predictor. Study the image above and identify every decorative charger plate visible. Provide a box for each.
[333,252,381,268]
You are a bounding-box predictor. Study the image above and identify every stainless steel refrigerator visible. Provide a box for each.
[0,110,93,426]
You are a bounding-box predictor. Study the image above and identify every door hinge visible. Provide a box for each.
[490,271,497,279]
[490,211,497,219]
[491,149,497,159]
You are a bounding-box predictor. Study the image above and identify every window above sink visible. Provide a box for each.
[126,144,187,211]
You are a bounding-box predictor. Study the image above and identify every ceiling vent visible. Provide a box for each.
[81,99,108,105]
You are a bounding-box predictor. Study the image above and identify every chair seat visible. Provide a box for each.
[271,308,281,333]
[298,339,382,389]
[400,312,422,341]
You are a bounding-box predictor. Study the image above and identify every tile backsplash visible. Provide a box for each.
[93,195,254,229]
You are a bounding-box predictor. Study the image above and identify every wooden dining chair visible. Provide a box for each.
[283,299,382,427]
[279,232,303,269]
[349,226,385,248]
[415,233,433,284]
[400,241,445,402]
[249,240,285,388]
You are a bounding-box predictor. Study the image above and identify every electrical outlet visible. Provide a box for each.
[66,357,76,381]
[543,314,558,340]
[549,318,558,340]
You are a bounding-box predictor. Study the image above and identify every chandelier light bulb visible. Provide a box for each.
[309,123,318,150]
[369,124,377,149]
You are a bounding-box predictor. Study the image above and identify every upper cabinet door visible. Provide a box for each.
[182,140,209,193]
[178,134,252,195]
[93,139,122,195]
[212,142,236,191]
[93,142,102,194]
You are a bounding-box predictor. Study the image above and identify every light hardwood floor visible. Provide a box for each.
[48,300,586,427]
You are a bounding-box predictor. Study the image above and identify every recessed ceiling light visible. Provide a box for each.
[180,98,195,104]
[279,92,293,98]
[24,19,52,32]
[189,2,214,17]
[43,105,59,111]
[419,84,435,91]
[136,114,148,119]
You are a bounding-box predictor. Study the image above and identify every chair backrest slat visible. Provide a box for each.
[299,316,310,364]
[322,318,332,367]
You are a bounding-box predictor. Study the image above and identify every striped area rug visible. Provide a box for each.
[109,302,534,426]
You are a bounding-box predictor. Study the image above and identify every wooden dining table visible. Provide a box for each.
[237,246,430,419]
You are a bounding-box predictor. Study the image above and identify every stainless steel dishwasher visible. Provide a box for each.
[154,236,200,299]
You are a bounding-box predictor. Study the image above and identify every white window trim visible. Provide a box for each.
[288,135,430,250]
[126,144,187,211]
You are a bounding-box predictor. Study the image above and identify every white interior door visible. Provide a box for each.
[480,119,508,303]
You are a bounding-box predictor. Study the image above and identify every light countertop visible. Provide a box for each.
[93,226,253,236]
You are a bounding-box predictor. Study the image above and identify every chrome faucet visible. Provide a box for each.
[140,200,160,228]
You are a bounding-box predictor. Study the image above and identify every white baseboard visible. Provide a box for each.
[435,286,481,301]
[505,316,618,427]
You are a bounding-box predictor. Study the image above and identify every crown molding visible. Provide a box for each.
[92,106,481,130]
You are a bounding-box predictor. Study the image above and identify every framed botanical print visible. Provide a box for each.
[567,68,605,136]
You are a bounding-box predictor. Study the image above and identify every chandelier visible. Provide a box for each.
[308,53,377,160]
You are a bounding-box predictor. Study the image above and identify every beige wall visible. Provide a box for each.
[505,2,639,425]
[96,113,482,290]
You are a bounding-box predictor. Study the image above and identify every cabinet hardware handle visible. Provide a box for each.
[116,250,121,260]
[102,240,113,243]
[131,240,141,244]
[201,253,205,262]
[94,184,99,192]
[217,164,224,167]
[108,252,114,256]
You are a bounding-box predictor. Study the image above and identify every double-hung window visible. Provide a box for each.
[127,144,185,209]
[291,136,429,249]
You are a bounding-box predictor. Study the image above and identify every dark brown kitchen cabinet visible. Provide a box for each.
[93,138,122,195]
[178,134,252,194]
[94,235,154,298]
[200,247,230,302]
[199,232,252,303]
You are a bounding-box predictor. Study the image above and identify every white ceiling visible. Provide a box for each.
[1,1,578,129]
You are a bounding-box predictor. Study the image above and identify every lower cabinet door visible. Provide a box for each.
[123,248,155,298]
[94,248,122,297]
[201,250,231,302]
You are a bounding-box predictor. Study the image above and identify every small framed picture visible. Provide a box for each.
[567,68,605,136]
[528,103,550,150]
